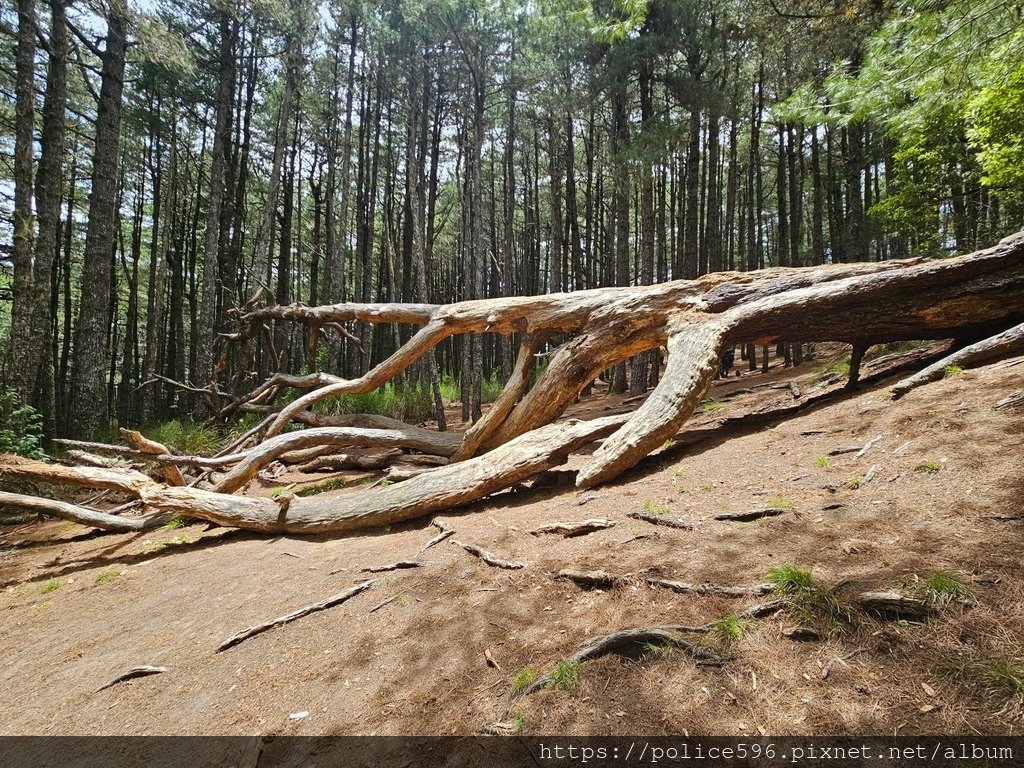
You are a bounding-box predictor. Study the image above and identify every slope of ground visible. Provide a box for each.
[1,350,1022,736]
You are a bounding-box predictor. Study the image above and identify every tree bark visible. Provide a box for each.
[68,0,128,438]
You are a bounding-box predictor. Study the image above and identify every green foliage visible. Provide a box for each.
[710,614,750,645]
[974,656,1024,702]
[41,579,61,594]
[917,461,941,474]
[296,476,348,497]
[511,667,538,694]
[96,570,122,584]
[642,500,669,515]
[845,475,863,490]
[767,564,816,595]
[509,712,526,732]
[815,455,829,468]
[917,571,968,607]
[768,565,850,630]
[0,390,46,459]
[161,517,187,531]
[765,497,793,509]
[549,659,583,691]
[147,420,221,456]
[943,364,963,378]
[641,641,673,660]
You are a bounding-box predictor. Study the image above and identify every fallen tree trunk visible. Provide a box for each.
[890,321,1024,399]
[5,232,1024,535]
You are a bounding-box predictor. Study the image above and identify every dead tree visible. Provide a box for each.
[3,232,1024,535]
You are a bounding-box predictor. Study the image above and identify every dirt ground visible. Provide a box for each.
[2,347,1023,737]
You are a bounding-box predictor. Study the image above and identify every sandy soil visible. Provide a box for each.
[1,348,1022,736]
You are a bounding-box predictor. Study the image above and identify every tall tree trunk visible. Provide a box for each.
[7,0,37,401]
[68,1,127,438]
[196,9,238,385]
[26,0,67,436]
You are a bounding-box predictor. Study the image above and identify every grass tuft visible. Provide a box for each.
[917,460,941,474]
[549,659,583,691]
[95,571,121,584]
[943,363,963,378]
[710,614,750,645]
[41,579,61,594]
[511,667,538,694]
[918,571,968,607]
[642,500,669,516]
[768,564,816,594]
[815,455,829,468]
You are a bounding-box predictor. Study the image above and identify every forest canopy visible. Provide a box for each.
[1,0,1023,440]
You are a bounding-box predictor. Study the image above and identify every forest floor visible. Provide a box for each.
[2,346,1023,737]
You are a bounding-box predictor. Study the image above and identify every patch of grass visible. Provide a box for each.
[917,460,941,474]
[767,564,816,595]
[161,517,186,531]
[702,399,725,413]
[95,570,121,584]
[943,363,963,378]
[378,477,394,487]
[815,455,829,468]
[976,657,1024,702]
[710,614,750,645]
[147,420,222,456]
[642,500,669,516]
[509,712,526,732]
[918,571,968,607]
[641,641,673,660]
[768,564,850,631]
[661,439,673,450]
[511,667,538,694]
[845,475,863,490]
[296,476,348,497]
[394,593,408,606]
[41,579,61,594]
[698,483,715,492]
[765,497,793,509]
[549,659,583,691]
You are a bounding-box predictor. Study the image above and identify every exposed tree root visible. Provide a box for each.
[529,519,616,537]
[453,541,525,570]
[417,520,455,555]
[217,579,376,652]
[95,665,167,693]
[361,561,422,573]
[626,510,697,530]
[515,628,725,700]
[712,507,789,522]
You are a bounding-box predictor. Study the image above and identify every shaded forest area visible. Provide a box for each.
[1,0,1023,444]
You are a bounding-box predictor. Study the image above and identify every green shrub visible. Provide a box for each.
[147,420,221,456]
[0,389,46,459]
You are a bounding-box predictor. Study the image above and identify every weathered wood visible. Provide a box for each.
[626,510,697,530]
[994,389,1024,410]
[712,507,789,522]
[95,665,167,693]
[361,561,422,573]
[213,426,462,493]
[529,519,616,537]
[890,321,1024,399]
[120,428,186,486]
[216,579,375,652]
[452,540,525,570]
[0,490,166,532]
